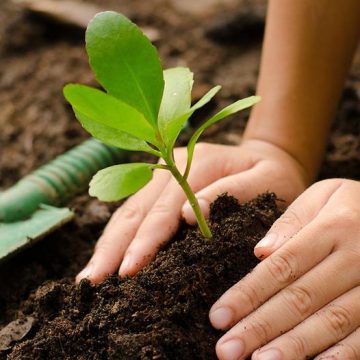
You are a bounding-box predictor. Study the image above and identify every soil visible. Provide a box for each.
[0,0,359,358]
[3,194,281,359]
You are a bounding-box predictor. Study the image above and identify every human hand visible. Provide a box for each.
[211,178,360,359]
[76,139,308,284]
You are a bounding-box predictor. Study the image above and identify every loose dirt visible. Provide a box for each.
[0,0,359,358]
[5,194,281,359]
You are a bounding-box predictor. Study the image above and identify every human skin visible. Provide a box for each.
[213,179,360,359]
[211,1,360,359]
[77,0,360,357]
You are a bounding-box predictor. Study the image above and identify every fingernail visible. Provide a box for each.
[182,201,192,218]
[210,307,234,329]
[119,254,132,276]
[76,263,93,282]
[218,338,245,360]
[255,233,278,249]
[182,198,210,223]
[255,348,282,360]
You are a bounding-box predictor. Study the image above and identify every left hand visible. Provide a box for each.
[210,178,360,359]
[76,140,307,284]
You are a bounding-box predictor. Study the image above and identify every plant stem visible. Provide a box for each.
[164,156,212,239]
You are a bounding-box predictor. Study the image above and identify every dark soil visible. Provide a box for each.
[3,194,281,359]
[0,0,359,358]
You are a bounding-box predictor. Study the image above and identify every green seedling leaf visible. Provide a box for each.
[64,84,159,146]
[162,85,222,150]
[183,95,261,178]
[75,111,159,155]
[64,10,261,240]
[190,85,221,112]
[86,11,164,124]
[158,67,193,143]
[89,163,154,201]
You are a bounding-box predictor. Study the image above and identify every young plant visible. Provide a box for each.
[63,11,260,239]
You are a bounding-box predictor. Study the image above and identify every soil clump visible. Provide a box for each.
[5,194,281,359]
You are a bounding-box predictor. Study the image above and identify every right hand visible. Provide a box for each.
[76,139,309,284]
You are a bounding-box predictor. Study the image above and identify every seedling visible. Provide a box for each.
[63,11,260,239]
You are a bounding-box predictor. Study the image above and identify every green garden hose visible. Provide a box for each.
[0,138,127,222]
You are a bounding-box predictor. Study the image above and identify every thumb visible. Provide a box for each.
[254,179,343,259]
[182,169,273,225]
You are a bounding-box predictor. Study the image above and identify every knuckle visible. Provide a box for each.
[275,208,304,229]
[266,249,298,285]
[320,343,359,360]
[315,217,335,233]
[322,305,352,339]
[336,343,359,360]
[333,206,358,226]
[94,237,112,254]
[232,280,261,311]
[119,204,142,221]
[282,285,313,317]
[247,317,273,344]
[287,334,308,357]
[149,201,172,217]
[320,206,359,234]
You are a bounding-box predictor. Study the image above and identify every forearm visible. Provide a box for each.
[244,0,360,184]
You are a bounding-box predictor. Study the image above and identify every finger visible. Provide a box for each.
[118,177,186,277]
[76,168,171,284]
[254,179,343,260]
[315,327,360,360]
[119,155,229,277]
[215,252,359,358]
[252,286,360,360]
[209,211,340,331]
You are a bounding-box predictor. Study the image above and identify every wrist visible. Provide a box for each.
[243,110,328,185]
[240,136,313,189]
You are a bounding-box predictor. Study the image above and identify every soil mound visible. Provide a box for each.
[6,194,281,359]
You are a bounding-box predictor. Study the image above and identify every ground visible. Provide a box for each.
[0,0,359,357]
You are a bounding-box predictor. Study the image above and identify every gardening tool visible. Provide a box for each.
[0,138,127,262]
